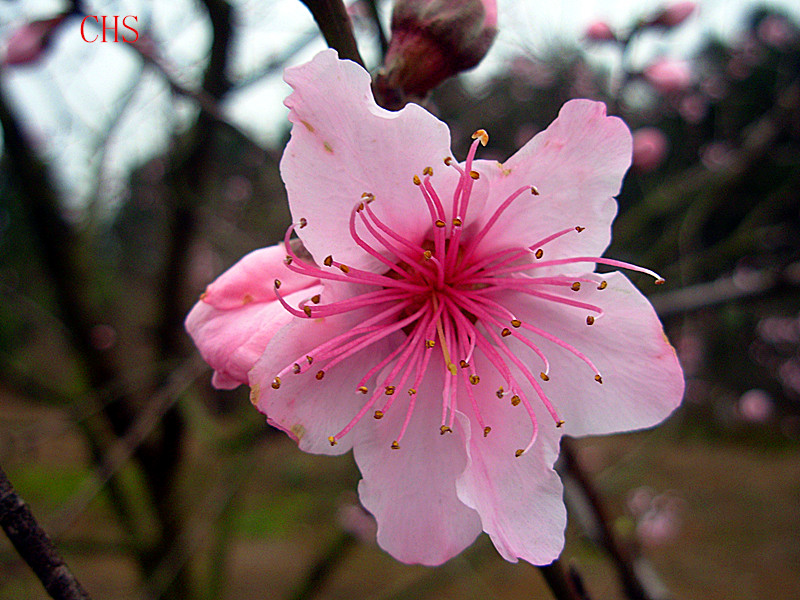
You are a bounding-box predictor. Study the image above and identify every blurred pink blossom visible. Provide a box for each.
[738,389,774,423]
[644,58,692,94]
[649,2,697,29]
[584,21,616,42]
[2,15,65,66]
[632,127,669,172]
[679,94,708,124]
[757,15,796,48]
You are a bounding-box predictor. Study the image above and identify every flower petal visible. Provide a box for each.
[455,354,566,564]
[186,285,321,389]
[281,49,455,271]
[505,271,684,436]
[202,244,315,310]
[354,369,482,565]
[476,100,631,264]
[248,282,403,455]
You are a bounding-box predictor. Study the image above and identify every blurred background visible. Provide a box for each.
[1,0,799,599]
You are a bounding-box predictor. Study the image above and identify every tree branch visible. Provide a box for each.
[298,0,365,66]
[0,466,91,600]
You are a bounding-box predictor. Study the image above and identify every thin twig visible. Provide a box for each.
[0,466,91,600]
[45,357,207,538]
[538,560,590,600]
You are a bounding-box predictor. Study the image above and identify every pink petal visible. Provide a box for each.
[202,244,315,310]
[186,285,321,389]
[280,49,455,272]
[455,354,567,564]
[475,100,631,267]
[354,369,482,565]
[248,282,402,455]
[505,271,684,436]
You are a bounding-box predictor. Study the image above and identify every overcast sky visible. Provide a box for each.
[1,0,798,214]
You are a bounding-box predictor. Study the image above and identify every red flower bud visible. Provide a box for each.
[379,0,497,101]
[584,21,617,42]
[2,15,66,66]
[648,2,697,29]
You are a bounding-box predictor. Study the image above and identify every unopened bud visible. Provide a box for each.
[584,21,616,42]
[648,2,697,29]
[2,15,66,66]
[378,0,497,102]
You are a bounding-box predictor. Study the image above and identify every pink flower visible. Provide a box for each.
[632,127,669,172]
[2,15,65,66]
[186,49,684,566]
[649,2,697,29]
[644,58,692,94]
[584,21,617,42]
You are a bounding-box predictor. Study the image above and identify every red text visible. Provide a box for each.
[81,15,138,43]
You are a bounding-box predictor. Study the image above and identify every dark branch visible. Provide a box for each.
[299,0,365,66]
[0,466,91,600]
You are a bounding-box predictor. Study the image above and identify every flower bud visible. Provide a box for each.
[648,2,697,29]
[632,127,669,172]
[584,21,617,42]
[379,0,497,101]
[643,58,692,94]
[2,15,66,66]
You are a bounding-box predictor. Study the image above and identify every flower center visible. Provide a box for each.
[271,130,664,456]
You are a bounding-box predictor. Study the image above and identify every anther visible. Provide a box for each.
[515,449,525,457]
[453,217,463,227]
[422,166,433,176]
[511,395,521,406]
[374,410,384,419]
[597,281,608,290]
[469,375,480,385]
[311,294,321,304]
[303,306,312,317]
[440,425,452,435]
[571,282,581,291]
[655,278,665,285]
[556,420,565,428]
[339,264,350,273]
[472,129,489,146]
[425,340,436,348]
[586,316,595,326]
[535,249,544,259]
[459,360,469,368]
[408,388,417,396]
[306,355,313,364]
[483,426,492,437]
[501,328,511,337]
[469,170,480,180]
[356,202,364,212]
[292,363,301,374]
[298,217,308,229]
[328,436,337,446]
[361,192,374,201]
[595,374,603,384]
[575,226,585,232]
[444,157,453,165]
[384,386,396,395]
[357,386,368,394]
[413,175,422,185]
[531,186,540,195]
[435,219,446,228]
[284,256,293,265]
[423,250,433,260]
[391,441,400,450]
[511,319,522,328]
[274,279,282,289]
[271,377,281,389]
[540,372,550,381]
[324,255,333,267]
[316,370,325,380]
[496,387,505,399]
